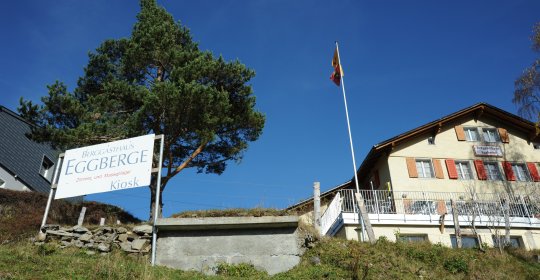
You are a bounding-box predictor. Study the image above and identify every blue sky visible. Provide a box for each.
[1,0,539,220]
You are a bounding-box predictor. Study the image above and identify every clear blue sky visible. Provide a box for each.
[1,0,539,220]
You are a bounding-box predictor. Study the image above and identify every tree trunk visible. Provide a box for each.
[148,176,165,222]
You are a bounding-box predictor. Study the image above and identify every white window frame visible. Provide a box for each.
[484,161,503,181]
[464,127,480,142]
[39,156,54,182]
[481,128,500,143]
[511,163,530,182]
[455,160,473,180]
[416,159,434,178]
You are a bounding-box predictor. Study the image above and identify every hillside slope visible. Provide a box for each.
[0,189,140,243]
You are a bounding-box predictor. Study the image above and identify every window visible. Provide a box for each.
[464,127,480,141]
[484,162,503,181]
[512,163,530,182]
[427,137,435,145]
[39,156,54,182]
[464,127,502,142]
[451,235,479,248]
[534,143,540,150]
[455,161,472,180]
[482,128,500,143]
[416,160,434,178]
[492,236,522,248]
[399,235,428,243]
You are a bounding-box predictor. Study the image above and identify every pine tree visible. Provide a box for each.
[19,0,265,220]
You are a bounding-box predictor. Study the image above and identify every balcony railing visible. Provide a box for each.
[339,189,540,220]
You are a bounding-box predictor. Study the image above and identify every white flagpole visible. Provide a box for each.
[334,41,375,243]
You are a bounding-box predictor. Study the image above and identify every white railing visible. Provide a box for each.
[320,192,342,235]
[339,189,540,221]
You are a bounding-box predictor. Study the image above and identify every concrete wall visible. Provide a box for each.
[155,216,303,275]
[0,166,29,191]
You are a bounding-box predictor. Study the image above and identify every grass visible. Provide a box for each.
[171,207,294,218]
[1,237,539,279]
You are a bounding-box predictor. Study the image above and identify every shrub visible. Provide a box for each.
[443,256,469,274]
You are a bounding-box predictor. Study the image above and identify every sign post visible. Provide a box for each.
[151,134,164,266]
[40,154,64,230]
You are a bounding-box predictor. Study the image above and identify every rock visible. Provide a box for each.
[133,225,153,235]
[310,256,321,265]
[41,224,60,232]
[141,244,152,253]
[74,240,85,248]
[139,234,152,240]
[71,225,90,234]
[118,234,129,243]
[61,240,71,247]
[46,230,74,238]
[97,243,110,252]
[86,250,96,255]
[116,227,128,234]
[131,239,149,251]
[79,233,93,242]
[127,233,138,241]
[120,242,133,252]
[36,232,47,242]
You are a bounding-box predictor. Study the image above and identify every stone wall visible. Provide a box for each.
[36,224,154,256]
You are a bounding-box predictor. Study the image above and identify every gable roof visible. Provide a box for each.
[288,102,539,210]
[0,106,59,193]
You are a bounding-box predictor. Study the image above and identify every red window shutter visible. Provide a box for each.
[406,158,418,178]
[503,161,516,181]
[445,159,458,179]
[454,126,465,141]
[474,160,487,180]
[373,170,380,187]
[527,162,540,182]
[433,159,444,179]
[498,128,509,143]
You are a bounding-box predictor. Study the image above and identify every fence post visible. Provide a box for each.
[77,207,86,227]
[313,182,321,233]
[451,199,462,248]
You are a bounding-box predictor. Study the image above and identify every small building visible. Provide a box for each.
[0,106,59,194]
[291,103,540,250]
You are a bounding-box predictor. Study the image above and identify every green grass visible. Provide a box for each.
[1,237,539,279]
[171,207,294,218]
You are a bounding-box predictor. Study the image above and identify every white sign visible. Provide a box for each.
[55,134,155,199]
[473,145,503,157]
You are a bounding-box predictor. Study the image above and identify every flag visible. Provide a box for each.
[330,47,343,86]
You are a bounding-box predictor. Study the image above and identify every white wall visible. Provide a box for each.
[0,166,30,191]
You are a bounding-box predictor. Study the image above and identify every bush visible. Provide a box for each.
[443,256,469,274]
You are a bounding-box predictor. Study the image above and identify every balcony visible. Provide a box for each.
[320,189,540,236]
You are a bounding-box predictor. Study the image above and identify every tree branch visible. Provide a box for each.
[172,141,208,176]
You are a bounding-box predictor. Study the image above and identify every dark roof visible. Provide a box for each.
[0,106,59,193]
[287,102,539,210]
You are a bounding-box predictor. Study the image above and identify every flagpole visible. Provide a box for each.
[334,41,375,243]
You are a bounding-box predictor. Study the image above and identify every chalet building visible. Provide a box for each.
[0,106,59,194]
[291,103,540,250]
